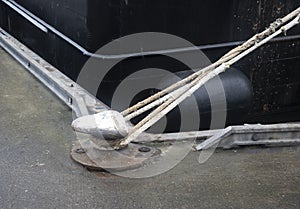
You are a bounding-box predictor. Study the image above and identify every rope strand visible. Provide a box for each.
[115,8,300,150]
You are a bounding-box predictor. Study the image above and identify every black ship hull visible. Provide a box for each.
[0,0,299,131]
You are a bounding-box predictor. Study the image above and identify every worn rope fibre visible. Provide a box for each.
[122,7,300,118]
[115,7,300,149]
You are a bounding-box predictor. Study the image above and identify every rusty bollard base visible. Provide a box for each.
[71,138,161,172]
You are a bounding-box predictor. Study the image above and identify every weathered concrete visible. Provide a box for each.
[0,47,299,209]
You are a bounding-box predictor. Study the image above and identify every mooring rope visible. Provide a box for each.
[115,7,300,150]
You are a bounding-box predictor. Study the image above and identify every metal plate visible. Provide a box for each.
[71,140,161,172]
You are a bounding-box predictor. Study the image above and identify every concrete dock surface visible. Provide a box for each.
[0,48,299,209]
